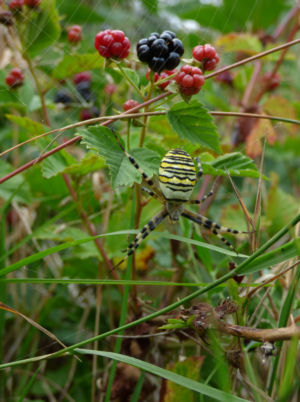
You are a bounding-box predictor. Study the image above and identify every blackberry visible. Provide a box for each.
[5,68,24,89]
[176,65,205,96]
[80,107,100,121]
[193,44,220,71]
[137,31,184,73]
[54,90,72,104]
[95,29,130,59]
[123,99,140,111]
[76,81,92,102]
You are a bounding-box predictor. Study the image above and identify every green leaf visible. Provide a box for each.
[202,152,261,178]
[24,0,61,56]
[80,126,160,188]
[266,174,299,234]
[215,33,262,54]
[75,349,247,402]
[52,53,104,80]
[62,153,105,175]
[239,239,300,274]
[5,115,47,136]
[36,226,99,259]
[0,229,248,277]
[173,0,289,33]
[41,149,77,179]
[122,68,140,88]
[57,0,104,23]
[0,161,32,204]
[0,85,25,110]
[141,0,158,13]
[167,101,221,154]
[164,357,204,402]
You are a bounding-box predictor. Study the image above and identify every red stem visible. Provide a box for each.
[205,38,300,79]
[1,38,300,185]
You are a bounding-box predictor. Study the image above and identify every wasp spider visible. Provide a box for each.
[116,148,248,268]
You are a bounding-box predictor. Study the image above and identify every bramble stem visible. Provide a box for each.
[205,38,300,80]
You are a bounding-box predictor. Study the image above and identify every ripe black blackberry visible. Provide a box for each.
[76,81,92,102]
[54,90,72,105]
[136,31,184,73]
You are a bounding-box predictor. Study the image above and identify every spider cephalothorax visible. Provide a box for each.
[115,148,247,268]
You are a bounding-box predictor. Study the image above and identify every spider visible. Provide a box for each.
[115,148,248,268]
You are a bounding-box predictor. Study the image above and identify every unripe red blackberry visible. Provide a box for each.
[137,31,184,73]
[215,70,233,87]
[80,107,100,121]
[95,29,130,59]
[67,25,82,43]
[193,44,220,71]
[176,65,204,96]
[104,83,117,95]
[123,99,140,111]
[145,69,176,89]
[24,0,41,7]
[5,68,24,89]
[263,71,280,91]
[73,71,91,85]
[9,0,24,13]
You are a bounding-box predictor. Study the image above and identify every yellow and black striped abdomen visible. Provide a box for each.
[159,149,196,201]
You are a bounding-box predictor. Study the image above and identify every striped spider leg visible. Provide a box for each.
[181,209,246,252]
[115,148,248,268]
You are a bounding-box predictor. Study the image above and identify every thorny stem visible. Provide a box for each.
[2,110,300,163]
[254,21,300,104]
[1,38,300,185]
[117,63,144,99]
[205,38,300,79]
[273,4,300,40]
[23,54,50,127]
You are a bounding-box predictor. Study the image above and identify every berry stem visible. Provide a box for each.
[155,71,177,87]
[116,63,144,99]
[126,119,131,150]
[205,38,300,80]
[23,53,50,127]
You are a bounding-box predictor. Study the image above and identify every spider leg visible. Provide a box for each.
[114,209,169,269]
[125,150,164,198]
[182,209,247,252]
[141,186,163,201]
[188,180,217,205]
[195,157,203,181]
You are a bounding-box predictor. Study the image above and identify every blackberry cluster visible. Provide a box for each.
[137,31,184,73]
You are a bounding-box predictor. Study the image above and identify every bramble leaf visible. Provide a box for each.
[24,0,61,57]
[52,53,104,80]
[202,152,261,179]
[80,126,160,188]
[167,101,222,154]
